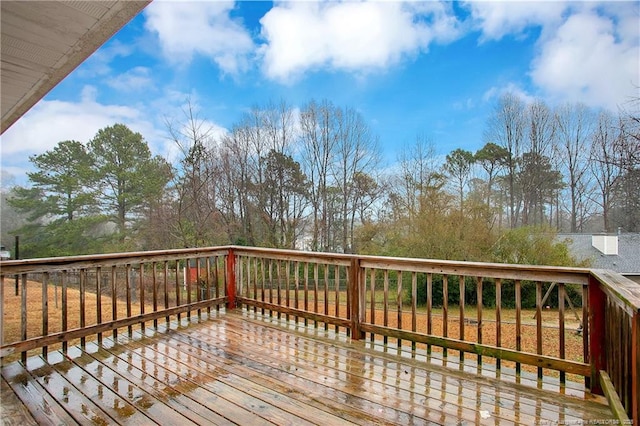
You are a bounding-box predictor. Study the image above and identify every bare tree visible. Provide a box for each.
[554,103,595,232]
[218,125,255,244]
[394,135,442,221]
[166,101,225,247]
[332,106,381,252]
[259,101,307,247]
[590,111,621,231]
[610,97,640,231]
[521,99,556,225]
[261,150,308,247]
[299,100,337,251]
[484,93,527,228]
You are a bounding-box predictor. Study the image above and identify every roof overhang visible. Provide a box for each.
[1,0,151,134]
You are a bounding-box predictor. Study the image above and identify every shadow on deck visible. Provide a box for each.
[2,309,615,425]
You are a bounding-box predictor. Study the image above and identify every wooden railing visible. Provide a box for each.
[1,246,638,422]
[0,248,231,362]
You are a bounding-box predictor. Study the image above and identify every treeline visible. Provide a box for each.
[7,124,171,256]
[5,93,638,263]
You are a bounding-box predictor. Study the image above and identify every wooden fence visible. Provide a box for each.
[1,246,638,422]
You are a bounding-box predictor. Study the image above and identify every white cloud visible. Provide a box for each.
[106,67,155,92]
[144,0,254,75]
[259,1,462,82]
[1,86,152,156]
[0,86,163,183]
[466,1,567,42]
[530,9,639,109]
[483,83,535,105]
[468,1,639,110]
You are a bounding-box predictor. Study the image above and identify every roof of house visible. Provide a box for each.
[1,1,150,133]
[558,233,640,275]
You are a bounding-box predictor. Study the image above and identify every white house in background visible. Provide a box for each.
[559,233,640,283]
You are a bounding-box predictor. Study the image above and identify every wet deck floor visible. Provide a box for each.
[1,309,615,425]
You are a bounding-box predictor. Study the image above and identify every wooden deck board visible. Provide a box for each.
[0,375,37,426]
[1,309,616,425]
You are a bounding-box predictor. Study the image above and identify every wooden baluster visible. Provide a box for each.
[459,275,465,362]
[622,307,631,412]
[140,264,146,329]
[334,265,341,332]
[536,281,543,381]
[277,260,283,319]
[175,262,181,322]
[313,263,319,327]
[164,261,170,324]
[346,263,351,337]
[152,262,158,328]
[20,274,27,363]
[96,268,102,344]
[369,268,376,342]
[558,282,566,384]
[62,271,68,351]
[477,277,483,367]
[214,255,220,312]
[495,278,501,372]
[285,260,291,321]
[427,273,433,356]
[348,257,364,340]
[397,271,403,349]
[582,284,590,389]
[243,256,249,307]
[515,279,521,377]
[324,264,329,330]
[80,269,86,348]
[383,269,389,346]
[303,262,309,326]
[186,259,193,319]
[42,272,49,357]
[261,257,265,310]
[443,275,448,360]
[268,259,274,317]
[196,258,202,318]
[294,261,300,323]
[111,266,117,339]
[411,271,417,355]
[126,265,133,335]
[238,257,244,311]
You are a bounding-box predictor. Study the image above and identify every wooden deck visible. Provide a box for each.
[1,309,615,425]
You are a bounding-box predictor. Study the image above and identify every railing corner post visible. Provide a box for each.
[226,248,237,310]
[349,257,365,340]
[588,274,606,395]
[632,311,639,423]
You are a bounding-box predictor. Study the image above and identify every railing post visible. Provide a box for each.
[632,311,639,423]
[226,248,236,310]
[588,275,606,395]
[349,257,365,340]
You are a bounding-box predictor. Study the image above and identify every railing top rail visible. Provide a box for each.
[590,269,640,314]
[231,246,592,284]
[6,244,639,294]
[0,247,230,275]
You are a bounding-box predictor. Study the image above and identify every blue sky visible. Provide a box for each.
[2,0,639,187]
